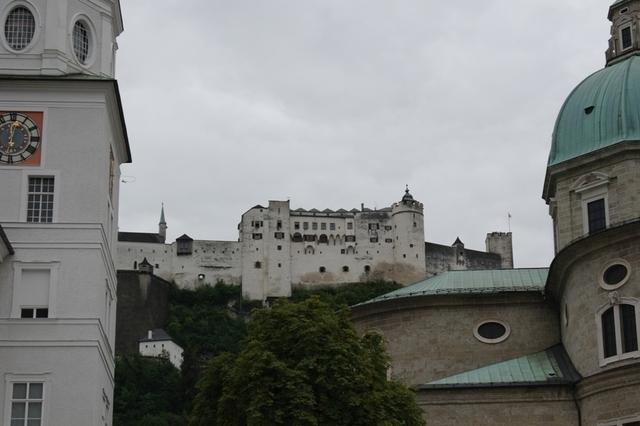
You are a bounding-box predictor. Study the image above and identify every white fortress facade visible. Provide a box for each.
[118,189,513,301]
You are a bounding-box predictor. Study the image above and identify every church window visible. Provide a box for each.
[600,260,631,290]
[27,177,55,223]
[621,24,633,51]
[4,6,35,51]
[9,382,44,426]
[598,300,640,365]
[474,320,510,344]
[587,198,607,234]
[72,20,91,64]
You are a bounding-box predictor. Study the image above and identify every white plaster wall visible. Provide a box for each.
[139,340,183,369]
[0,0,120,77]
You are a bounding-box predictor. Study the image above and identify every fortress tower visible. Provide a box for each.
[391,187,426,283]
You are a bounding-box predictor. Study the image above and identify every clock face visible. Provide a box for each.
[0,112,42,165]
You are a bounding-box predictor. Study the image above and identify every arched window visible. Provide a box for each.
[598,299,640,365]
[318,234,328,244]
[305,245,315,255]
[292,232,303,242]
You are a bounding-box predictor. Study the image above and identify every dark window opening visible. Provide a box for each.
[345,235,356,242]
[330,223,336,231]
[477,322,507,340]
[278,263,282,268]
[340,249,346,254]
[621,304,638,353]
[342,266,349,272]
[277,245,282,251]
[318,234,329,244]
[292,233,303,242]
[304,234,316,242]
[21,308,48,318]
[604,264,629,286]
[319,266,326,273]
[294,222,300,230]
[584,106,595,115]
[253,233,262,240]
[364,265,371,273]
[277,220,282,230]
[622,26,633,50]
[587,198,606,234]
[274,232,285,239]
[347,223,353,230]
[254,261,261,269]
[385,238,393,243]
[602,306,617,358]
[370,237,378,243]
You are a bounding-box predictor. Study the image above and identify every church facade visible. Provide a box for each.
[0,0,129,424]
[352,1,640,424]
[117,191,513,301]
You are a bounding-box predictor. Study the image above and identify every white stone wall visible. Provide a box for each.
[139,339,183,370]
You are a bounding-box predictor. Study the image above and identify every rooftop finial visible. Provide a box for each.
[402,185,414,202]
[159,203,166,225]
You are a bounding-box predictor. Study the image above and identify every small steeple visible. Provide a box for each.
[402,185,414,203]
[606,0,640,65]
[158,203,167,243]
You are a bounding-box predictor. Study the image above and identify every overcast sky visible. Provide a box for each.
[116,0,612,268]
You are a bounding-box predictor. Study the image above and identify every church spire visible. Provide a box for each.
[159,203,167,243]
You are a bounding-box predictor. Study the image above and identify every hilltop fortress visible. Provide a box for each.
[117,188,512,300]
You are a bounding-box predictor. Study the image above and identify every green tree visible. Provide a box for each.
[113,353,186,426]
[189,298,425,426]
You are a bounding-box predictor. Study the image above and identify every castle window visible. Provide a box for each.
[277,220,282,230]
[312,223,318,230]
[303,222,309,230]
[330,223,336,231]
[9,382,44,426]
[587,198,607,234]
[598,300,640,365]
[4,6,36,51]
[621,24,633,51]
[292,233,303,242]
[304,246,314,255]
[254,261,261,269]
[385,238,393,243]
[27,177,55,223]
[347,222,353,230]
[364,265,371,273]
[319,266,326,273]
[340,249,346,254]
[252,233,262,240]
[474,320,511,344]
[294,222,300,230]
[303,234,316,242]
[318,234,328,244]
[368,223,380,230]
[345,235,356,243]
[277,245,282,251]
[274,232,285,239]
[278,263,281,268]
[600,260,631,290]
[370,237,378,243]
[321,223,326,230]
[72,20,91,64]
[342,266,349,272]
[385,226,392,231]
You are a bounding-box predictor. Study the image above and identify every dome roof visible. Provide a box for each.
[548,55,640,166]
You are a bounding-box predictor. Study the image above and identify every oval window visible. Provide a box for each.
[474,320,510,344]
[600,259,631,290]
[72,20,91,64]
[4,6,36,51]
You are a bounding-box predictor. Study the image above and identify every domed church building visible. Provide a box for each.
[352,1,640,424]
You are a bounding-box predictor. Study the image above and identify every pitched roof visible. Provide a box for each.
[356,268,548,306]
[139,328,174,342]
[420,345,580,389]
[176,234,193,241]
[118,232,164,243]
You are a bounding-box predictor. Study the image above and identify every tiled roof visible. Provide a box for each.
[356,268,548,306]
[118,232,164,243]
[420,345,580,389]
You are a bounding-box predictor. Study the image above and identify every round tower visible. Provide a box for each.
[544,2,640,423]
[391,186,426,284]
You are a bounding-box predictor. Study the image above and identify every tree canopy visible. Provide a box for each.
[190,298,425,426]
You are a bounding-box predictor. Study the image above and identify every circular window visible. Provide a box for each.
[72,20,90,64]
[4,6,35,51]
[599,259,631,290]
[474,320,510,344]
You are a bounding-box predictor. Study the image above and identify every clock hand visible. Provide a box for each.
[7,121,21,152]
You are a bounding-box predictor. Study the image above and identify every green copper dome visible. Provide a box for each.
[548,55,640,166]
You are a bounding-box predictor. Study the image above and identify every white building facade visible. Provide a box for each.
[138,329,184,370]
[0,0,129,424]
